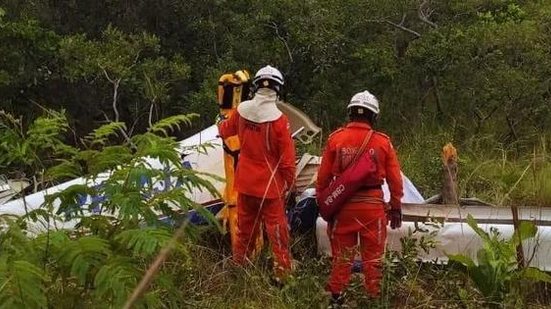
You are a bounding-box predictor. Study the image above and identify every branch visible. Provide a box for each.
[367,14,421,38]
[267,22,294,64]
[101,67,115,84]
[384,20,421,38]
[29,98,79,142]
[432,76,444,116]
[148,103,155,128]
[477,105,499,123]
[144,73,158,128]
[506,115,519,141]
[112,79,121,123]
[419,0,438,28]
[101,67,122,123]
[127,113,145,137]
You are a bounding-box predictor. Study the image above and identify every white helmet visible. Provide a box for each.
[347,90,380,114]
[253,65,284,93]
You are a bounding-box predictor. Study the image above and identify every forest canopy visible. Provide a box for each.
[1,1,550,144]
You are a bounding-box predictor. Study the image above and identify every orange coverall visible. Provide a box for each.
[218,112,296,277]
[219,109,242,252]
[316,121,403,297]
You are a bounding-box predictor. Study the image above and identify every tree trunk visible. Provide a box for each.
[442,143,459,205]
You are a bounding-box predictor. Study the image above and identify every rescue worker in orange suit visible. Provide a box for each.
[316,90,403,304]
[218,65,295,281]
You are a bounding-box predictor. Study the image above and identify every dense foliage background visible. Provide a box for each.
[2,0,551,138]
[2,0,551,204]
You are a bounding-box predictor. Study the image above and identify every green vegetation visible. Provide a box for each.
[2,1,551,308]
[397,130,551,205]
[3,0,550,204]
[1,110,550,308]
[1,111,220,308]
[449,214,551,307]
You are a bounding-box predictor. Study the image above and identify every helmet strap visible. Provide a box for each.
[348,107,378,125]
[252,79,282,97]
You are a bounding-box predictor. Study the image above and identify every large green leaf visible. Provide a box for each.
[466,214,491,243]
[447,253,475,268]
[521,267,551,283]
[511,221,538,246]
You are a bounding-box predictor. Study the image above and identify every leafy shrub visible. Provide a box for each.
[448,214,551,306]
[0,109,220,308]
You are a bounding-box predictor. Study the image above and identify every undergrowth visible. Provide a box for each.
[2,109,551,308]
[179,225,551,308]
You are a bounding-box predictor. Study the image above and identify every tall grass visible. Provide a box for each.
[179,227,551,308]
[396,129,551,206]
[295,126,551,206]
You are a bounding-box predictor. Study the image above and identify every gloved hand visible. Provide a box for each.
[388,208,402,229]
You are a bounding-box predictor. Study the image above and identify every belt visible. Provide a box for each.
[349,185,384,203]
[348,196,385,204]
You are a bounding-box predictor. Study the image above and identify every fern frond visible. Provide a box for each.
[32,230,70,262]
[0,112,25,167]
[75,215,120,237]
[26,110,69,149]
[174,168,222,200]
[0,222,36,262]
[1,109,75,170]
[146,189,188,213]
[101,186,157,224]
[149,113,198,136]
[93,256,141,307]
[147,187,220,230]
[133,133,181,167]
[51,143,79,157]
[86,122,127,146]
[45,159,82,181]
[45,184,94,220]
[0,260,47,309]
[115,228,172,257]
[59,236,111,285]
[78,146,133,174]
[20,208,52,225]
[126,164,154,190]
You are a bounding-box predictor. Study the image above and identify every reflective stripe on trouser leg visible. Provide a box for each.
[326,231,358,294]
[234,194,262,264]
[261,197,291,277]
[360,216,386,297]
